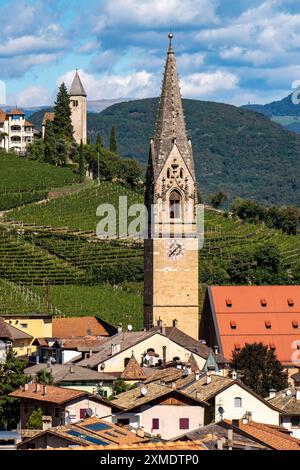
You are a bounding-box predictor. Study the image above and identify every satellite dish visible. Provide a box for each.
[128,325,133,331]
[218,406,225,416]
[140,387,148,396]
[85,408,93,418]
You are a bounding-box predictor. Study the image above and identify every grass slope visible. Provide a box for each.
[0,153,79,210]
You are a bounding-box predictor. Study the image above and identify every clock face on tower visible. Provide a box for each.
[166,239,185,260]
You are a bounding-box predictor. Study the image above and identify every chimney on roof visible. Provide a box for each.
[206,372,212,385]
[242,411,252,424]
[161,325,166,336]
[213,345,219,355]
[296,387,300,401]
[157,319,163,328]
[232,419,240,428]
[195,370,200,381]
[111,343,121,356]
[117,324,122,333]
[231,370,238,380]
[269,388,276,399]
[89,349,93,358]
[69,365,74,374]
[227,429,233,443]
[24,383,29,391]
[136,427,145,438]
[35,383,40,393]
[196,391,202,401]
[171,381,176,390]
[42,415,52,431]
[217,438,225,450]
[162,346,167,369]
[172,319,178,328]
[42,385,47,396]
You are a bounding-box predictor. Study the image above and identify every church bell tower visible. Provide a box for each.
[144,34,199,339]
[69,70,87,144]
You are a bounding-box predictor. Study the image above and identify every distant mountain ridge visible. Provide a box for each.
[30,97,300,207]
[242,92,300,117]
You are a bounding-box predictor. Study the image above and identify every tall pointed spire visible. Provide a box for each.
[69,70,87,97]
[152,33,194,180]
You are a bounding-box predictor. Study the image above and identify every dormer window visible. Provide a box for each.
[261,299,267,307]
[288,298,294,307]
[226,299,232,307]
[230,321,237,329]
[292,321,299,329]
[269,343,276,350]
[265,320,271,329]
[234,344,241,351]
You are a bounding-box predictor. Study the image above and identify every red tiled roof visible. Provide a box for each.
[6,107,25,115]
[227,420,300,450]
[0,109,6,123]
[9,383,87,405]
[207,286,300,365]
[52,316,111,338]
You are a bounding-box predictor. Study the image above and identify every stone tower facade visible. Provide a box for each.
[69,71,87,144]
[144,34,199,339]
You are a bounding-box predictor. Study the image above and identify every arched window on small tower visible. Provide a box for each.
[169,190,181,219]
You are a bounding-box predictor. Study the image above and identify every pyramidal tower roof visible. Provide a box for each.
[152,33,195,179]
[69,70,87,97]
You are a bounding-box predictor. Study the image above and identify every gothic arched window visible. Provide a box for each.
[169,190,181,219]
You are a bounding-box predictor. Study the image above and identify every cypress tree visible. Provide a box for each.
[109,125,117,153]
[53,82,74,141]
[79,140,85,182]
[44,121,56,164]
[96,132,103,147]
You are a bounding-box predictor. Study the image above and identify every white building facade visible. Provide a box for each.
[0,108,34,153]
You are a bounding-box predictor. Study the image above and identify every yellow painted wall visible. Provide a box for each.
[4,317,52,353]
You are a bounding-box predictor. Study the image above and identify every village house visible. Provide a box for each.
[174,419,300,451]
[0,317,33,359]
[52,316,116,338]
[200,286,300,372]
[3,314,52,355]
[77,326,227,375]
[17,416,146,450]
[268,379,300,438]
[24,363,116,397]
[111,382,208,439]
[9,384,115,428]
[0,107,35,153]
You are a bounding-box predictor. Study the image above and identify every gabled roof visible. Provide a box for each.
[268,388,300,415]
[120,353,146,380]
[24,363,116,383]
[187,353,200,372]
[9,383,87,405]
[69,71,87,97]
[48,440,207,451]
[226,419,300,450]
[52,316,114,338]
[0,317,32,341]
[111,381,209,411]
[204,285,300,365]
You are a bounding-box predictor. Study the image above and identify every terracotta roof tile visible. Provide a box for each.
[52,316,112,338]
[0,317,32,341]
[229,420,300,450]
[53,440,207,450]
[9,383,87,405]
[6,107,25,115]
[120,353,146,380]
[42,112,55,125]
[206,286,300,365]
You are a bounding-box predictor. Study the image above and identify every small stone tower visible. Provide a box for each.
[144,34,199,339]
[69,71,87,144]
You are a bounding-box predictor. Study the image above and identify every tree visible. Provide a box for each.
[27,407,43,430]
[209,191,228,209]
[36,369,54,385]
[0,349,30,429]
[78,140,85,183]
[53,83,74,141]
[253,243,288,285]
[26,138,45,162]
[109,125,117,153]
[232,342,288,397]
[111,378,135,397]
[44,121,56,164]
[96,132,103,147]
[121,158,141,186]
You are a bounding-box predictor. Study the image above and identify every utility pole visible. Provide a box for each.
[97,151,100,185]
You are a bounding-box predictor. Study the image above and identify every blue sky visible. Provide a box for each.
[1,0,300,107]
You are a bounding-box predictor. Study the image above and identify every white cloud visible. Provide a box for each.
[58,69,157,99]
[94,0,218,31]
[181,71,239,98]
[13,85,51,107]
[0,30,67,57]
